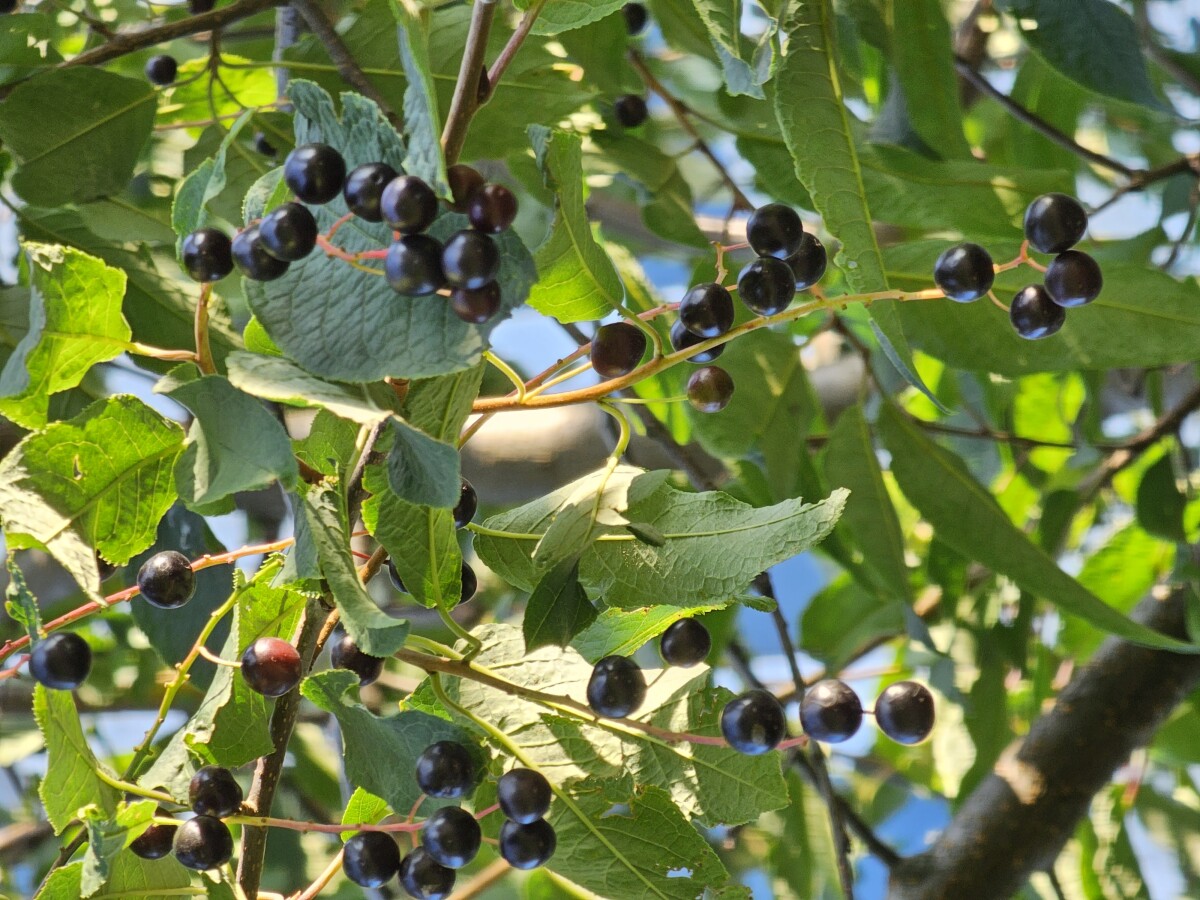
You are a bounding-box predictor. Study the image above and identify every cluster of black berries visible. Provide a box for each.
[130,765,243,870]
[800,679,935,745]
[934,193,1102,340]
[385,478,480,604]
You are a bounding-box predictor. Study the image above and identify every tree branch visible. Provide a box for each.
[441,0,498,166]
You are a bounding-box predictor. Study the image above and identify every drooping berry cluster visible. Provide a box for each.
[129,765,243,870]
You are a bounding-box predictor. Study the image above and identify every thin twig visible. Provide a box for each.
[441,0,498,166]
[484,0,548,93]
[447,858,511,899]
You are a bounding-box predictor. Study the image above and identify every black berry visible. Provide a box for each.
[144,55,177,86]
[189,765,243,818]
[386,235,446,296]
[421,806,481,869]
[747,203,804,260]
[453,479,478,528]
[659,618,711,667]
[232,225,290,281]
[875,681,935,745]
[415,741,478,799]
[387,558,407,593]
[258,201,318,262]
[1010,284,1065,340]
[181,228,233,282]
[137,550,196,610]
[97,554,119,582]
[284,143,346,205]
[399,847,456,900]
[686,365,734,413]
[467,184,518,233]
[679,283,734,339]
[343,831,401,888]
[720,689,786,755]
[623,2,648,35]
[188,0,215,12]
[800,680,863,743]
[497,769,552,824]
[614,95,649,128]
[442,230,500,290]
[591,322,647,377]
[381,175,439,234]
[343,162,399,223]
[460,561,478,604]
[447,164,485,213]
[450,282,502,324]
[738,257,796,315]
[787,232,827,290]
[240,637,302,697]
[670,320,725,363]
[130,821,177,860]
[499,819,557,870]
[29,632,91,690]
[1044,250,1102,307]
[330,627,385,687]
[586,655,646,718]
[933,242,994,303]
[172,815,232,871]
[1024,193,1088,254]
[252,132,276,158]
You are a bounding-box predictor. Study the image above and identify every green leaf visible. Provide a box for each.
[5,556,41,641]
[387,417,461,508]
[878,402,1198,652]
[691,0,770,98]
[0,395,183,599]
[571,601,733,662]
[302,669,473,814]
[0,243,129,429]
[524,0,626,35]
[304,482,410,655]
[245,81,535,381]
[392,0,447,192]
[0,68,156,206]
[341,786,391,839]
[33,684,120,833]
[159,370,298,511]
[294,409,360,479]
[81,800,156,898]
[1137,453,1188,543]
[800,576,905,672]
[35,854,192,900]
[225,351,396,425]
[475,465,847,607]
[524,556,596,650]
[527,126,626,323]
[171,109,254,242]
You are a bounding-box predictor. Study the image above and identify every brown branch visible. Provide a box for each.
[440,0,498,166]
[484,0,548,95]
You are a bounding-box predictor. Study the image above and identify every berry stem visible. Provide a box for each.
[227,814,424,834]
[437,606,483,660]
[315,234,384,275]
[483,350,527,401]
[91,769,177,806]
[293,848,345,900]
[194,283,216,375]
[196,644,243,668]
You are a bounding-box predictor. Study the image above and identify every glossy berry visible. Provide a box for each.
[1024,192,1088,254]
[399,847,456,900]
[447,164,485,213]
[442,230,500,290]
[188,0,215,12]
[687,366,734,413]
[386,235,446,296]
[1044,250,1102,307]
[381,175,439,234]
[29,633,91,691]
[787,232,828,290]
[659,618,711,667]
[231,226,289,282]
[450,282,503,323]
[747,203,804,260]
[343,831,401,888]
[801,680,863,743]
[172,816,232,871]
[460,562,478,604]
[623,2,648,34]
[670,320,725,363]
[875,681,936,745]
[933,242,994,303]
[421,806,482,869]
[144,55,177,86]
[258,202,318,262]
[497,769,553,824]
[586,655,646,718]
[720,689,787,755]
[1010,284,1065,340]
[499,819,557,870]
[614,95,649,128]
[240,637,302,697]
[284,143,346,205]
[189,765,243,818]
[137,550,196,610]
[330,627,384,687]
[180,228,233,282]
[130,821,177,860]
[738,257,796,315]
[343,162,398,223]
[467,183,519,233]
[591,322,647,377]
[387,558,407,593]
[415,741,478,799]
[252,132,276,158]
[679,283,734,339]
[454,479,478,528]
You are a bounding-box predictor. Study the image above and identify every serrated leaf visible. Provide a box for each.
[0,243,129,429]
[0,395,183,599]
[474,466,847,608]
[392,0,447,192]
[33,684,120,833]
[171,109,253,243]
[294,409,360,479]
[35,855,192,900]
[80,800,156,898]
[225,351,396,425]
[341,786,391,839]
[524,556,596,650]
[523,0,626,35]
[387,417,461,508]
[527,126,625,323]
[691,0,769,97]
[571,602,732,662]
[5,556,41,640]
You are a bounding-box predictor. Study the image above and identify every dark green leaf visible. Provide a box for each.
[386,417,461,508]
[393,1,447,192]
[33,685,120,833]
[524,556,596,650]
[1137,453,1188,542]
